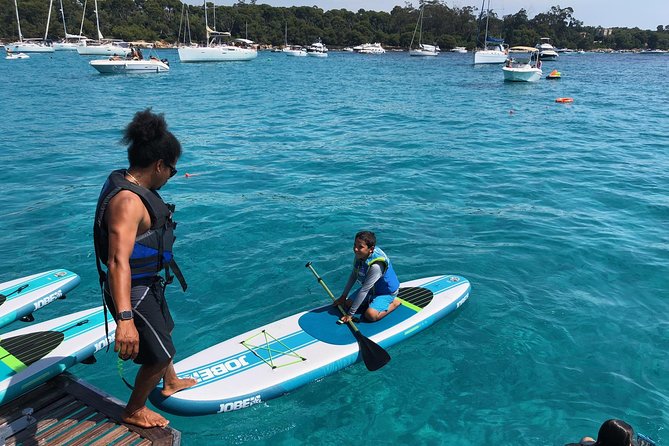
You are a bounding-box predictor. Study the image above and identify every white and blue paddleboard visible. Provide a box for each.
[0,269,81,329]
[0,306,116,406]
[150,275,471,416]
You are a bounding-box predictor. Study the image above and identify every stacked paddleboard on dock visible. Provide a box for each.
[0,269,80,328]
[0,306,116,406]
[150,274,471,415]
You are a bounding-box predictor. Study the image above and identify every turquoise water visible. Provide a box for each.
[0,50,668,444]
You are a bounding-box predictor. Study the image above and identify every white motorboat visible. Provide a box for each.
[306,39,328,57]
[536,37,558,60]
[90,56,170,74]
[5,51,29,59]
[451,46,467,53]
[357,43,386,54]
[7,0,55,53]
[473,0,507,64]
[283,45,307,57]
[409,5,438,57]
[502,47,542,82]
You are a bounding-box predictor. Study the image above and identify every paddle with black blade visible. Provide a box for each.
[305,262,390,371]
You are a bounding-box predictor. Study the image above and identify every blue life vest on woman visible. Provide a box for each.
[355,247,400,296]
[93,169,187,291]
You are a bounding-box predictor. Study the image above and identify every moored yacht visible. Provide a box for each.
[8,0,55,53]
[283,45,307,57]
[306,39,328,57]
[6,38,54,53]
[178,0,257,63]
[53,34,88,50]
[409,5,438,57]
[179,31,257,62]
[53,0,87,50]
[75,0,129,56]
[473,0,507,64]
[77,40,130,56]
[536,37,558,60]
[357,43,386,54]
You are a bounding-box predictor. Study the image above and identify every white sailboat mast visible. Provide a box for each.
[483,0,490,49]
[79,0,87,37]
[44,0,54,40]
[204,0,209,41]
[418,7,423,46]
[59,0,68,36]
[94,0,103,40]
[14,0,24,41]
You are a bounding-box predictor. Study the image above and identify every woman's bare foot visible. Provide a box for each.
[123,405,169,428]
[161,377,198,398]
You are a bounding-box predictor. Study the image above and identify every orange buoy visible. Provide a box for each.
[555,97,574,103]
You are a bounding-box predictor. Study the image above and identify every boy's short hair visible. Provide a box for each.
[355,231,376,248]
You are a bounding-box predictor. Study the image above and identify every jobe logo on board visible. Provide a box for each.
[188,354,250,384]
[33,290,62,310]
[93,337,111,353]
[217,395,262,413]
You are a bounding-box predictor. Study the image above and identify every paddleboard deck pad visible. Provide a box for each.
[150,275,470,416]
[0,306,116,406]
[0,269,81,328]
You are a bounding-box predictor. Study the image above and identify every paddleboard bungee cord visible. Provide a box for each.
[0,284,30,303]
[0,270,80,328]
[149,267,471,416]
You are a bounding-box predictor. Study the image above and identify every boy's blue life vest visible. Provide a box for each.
[93,169,187,291]
[354,247,399,296]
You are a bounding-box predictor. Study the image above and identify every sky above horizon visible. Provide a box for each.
[238,1,668,30]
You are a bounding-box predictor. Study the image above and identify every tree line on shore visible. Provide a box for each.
[1,0,668,50]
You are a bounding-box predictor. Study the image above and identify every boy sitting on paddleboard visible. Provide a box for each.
[333,231,401,324]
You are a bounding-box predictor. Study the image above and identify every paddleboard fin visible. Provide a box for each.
[81,355,97,365]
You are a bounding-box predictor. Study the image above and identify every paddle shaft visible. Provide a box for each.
[305,262,360,332]
[304,262,391,371]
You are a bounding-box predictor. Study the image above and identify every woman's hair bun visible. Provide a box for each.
[122,108,168,146]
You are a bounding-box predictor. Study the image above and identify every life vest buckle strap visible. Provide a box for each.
[166,259,187,292]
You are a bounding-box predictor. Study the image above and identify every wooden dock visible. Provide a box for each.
[0,373,180,446]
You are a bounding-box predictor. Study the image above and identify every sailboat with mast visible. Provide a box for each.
[473,0,507,64]
[178,0,257,62]
[53,0,89,50]
[7,0,55,53]
[409,4,438,57]
[282,22,306,57]
[76,0,130,56]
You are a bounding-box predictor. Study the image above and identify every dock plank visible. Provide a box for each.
[0,373,180,446]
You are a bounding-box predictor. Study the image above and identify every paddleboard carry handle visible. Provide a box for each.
[305,262,390,371]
